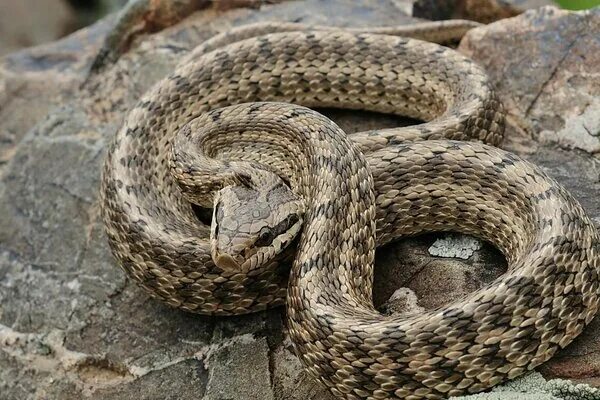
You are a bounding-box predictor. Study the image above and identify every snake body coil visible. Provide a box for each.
[101,23,600,399]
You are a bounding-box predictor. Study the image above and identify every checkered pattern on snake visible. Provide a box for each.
[100,23,600,399]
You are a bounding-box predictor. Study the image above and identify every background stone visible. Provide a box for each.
[413,0,555,23]
[0,0,77,56]
[460,6,600,155]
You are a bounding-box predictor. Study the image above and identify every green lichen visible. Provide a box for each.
[451,372,599,400]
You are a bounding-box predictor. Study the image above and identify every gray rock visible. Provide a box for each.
[380,287,425,315]
[204,335,273,400]
[0,0,77,56]
[373,235,506,311]
[452,372,600,400]
[413,0,554,24]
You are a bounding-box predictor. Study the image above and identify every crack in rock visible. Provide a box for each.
[0,324,135,395]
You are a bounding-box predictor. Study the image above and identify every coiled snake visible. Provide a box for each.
[101,22,600,399]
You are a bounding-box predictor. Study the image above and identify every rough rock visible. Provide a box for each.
[0,0,77,56]
[452,372,600,400]
[203,334,274,400]
[412,0,554,23]
[373,235,506,311]
[380,287,425,315]
[1,1,599,399]
[460,6,600,155]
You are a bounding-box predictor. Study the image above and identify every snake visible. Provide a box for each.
[100,21,600,399]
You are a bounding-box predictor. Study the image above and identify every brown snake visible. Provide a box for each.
[101,22,600,399]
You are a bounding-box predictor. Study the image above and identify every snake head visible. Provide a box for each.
[211,172,304,272]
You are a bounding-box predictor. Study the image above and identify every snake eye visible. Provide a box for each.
[286,214,300,228]
[254,214,301,248]
[255,228,275,247]
[236,173,253,188]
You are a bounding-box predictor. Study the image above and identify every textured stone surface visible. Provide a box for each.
[373,235,506,311]
[0,1,599,399]
[412,0,554,23]
[460,6,600,155]
[452,372,600,399]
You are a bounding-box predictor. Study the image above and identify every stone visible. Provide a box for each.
[460,6,600,155]
[0,0,77,56]
[412,0,554,24]
[271,338,335,400]
[373,234,507,311]
[1,1,599,399]
[451,372,600,399]
[380,287,425,315]
[203,335,274,400]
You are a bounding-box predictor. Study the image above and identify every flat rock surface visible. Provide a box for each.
[1,1,599,399]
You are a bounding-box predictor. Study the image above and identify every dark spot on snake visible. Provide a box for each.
[248,103,263,114]
[138,100,153,110]
[502,152,520,166]
[286,110,301,119]
[314,201,335,219]
[210,109,222,122]
[389,137,408,146]
[255,214,300,248]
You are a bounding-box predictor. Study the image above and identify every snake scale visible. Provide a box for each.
[101,21,600,399]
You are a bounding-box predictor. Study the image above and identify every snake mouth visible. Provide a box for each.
[212,222,302,274]
[213,251,242,271]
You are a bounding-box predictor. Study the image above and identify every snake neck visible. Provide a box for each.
[169,102,376,276]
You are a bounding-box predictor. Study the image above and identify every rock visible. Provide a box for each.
[1,1,599,399]
[203,335,274,400]
[0,0,77,56]
[0,1,414,399]
[373,235,506,311]
[0,18,114,172]
[380,287,425,315]
[271,338,335,400]
[460,6,600,155]
[412,0,554,24]
[451,372,600,399]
